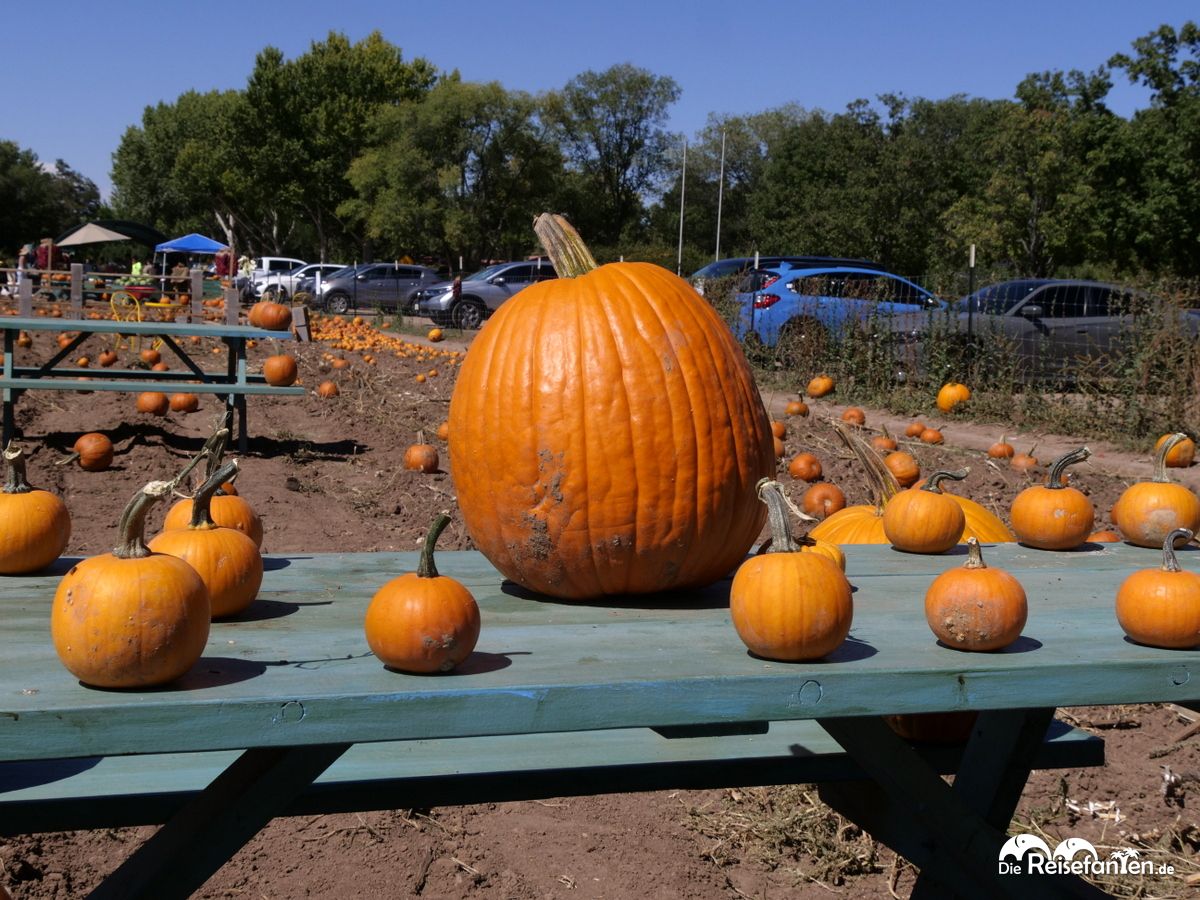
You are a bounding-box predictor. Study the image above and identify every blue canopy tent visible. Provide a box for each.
[155,233,227,255]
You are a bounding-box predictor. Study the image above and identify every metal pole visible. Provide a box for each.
[967,243,976,339]
[714,130,726,262]
[676,139,687,276]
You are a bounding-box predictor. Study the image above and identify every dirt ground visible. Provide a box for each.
[2,318,1199,898]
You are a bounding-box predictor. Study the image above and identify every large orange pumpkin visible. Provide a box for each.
[1112,433,1200,548]
[447,214,774,599]
[0,444,71,574]
[51,480,210,688]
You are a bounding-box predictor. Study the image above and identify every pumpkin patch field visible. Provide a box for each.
[2,313,1200,898]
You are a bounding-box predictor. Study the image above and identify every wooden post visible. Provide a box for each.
[17,279,31,317]
[191,270,204,321]
[224,286,239,326]
[69,263,83,319]
[290,304,310,342]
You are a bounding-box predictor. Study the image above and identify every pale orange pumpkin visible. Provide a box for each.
[1116,528,1200,649]
[1010,447,1094,550]
[987,437,1014,459]
[364,514,480,672]
[316,380,340,399]
[924,538,1027,651]
[0,444,71,574]
[169,393,200,413]
[427,328,444,343]
[446,214,774,599]
[730,481,852,660]
[919,427,944,445]
[1112,433,1200,548]
[51,480,210,688]
[841,407,866,426]
[149,459,262,619]
[904,421,925,438]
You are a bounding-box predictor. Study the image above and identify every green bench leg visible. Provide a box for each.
[87,742,350,900]
[817,713,1106,899]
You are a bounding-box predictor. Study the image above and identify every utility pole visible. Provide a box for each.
[714,130,726,261]
[676,139,687,276]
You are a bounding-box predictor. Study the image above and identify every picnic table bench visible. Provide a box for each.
[0,316,303,452]
[2,542,1197,899]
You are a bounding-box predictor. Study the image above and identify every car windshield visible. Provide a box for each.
[960,280,1047,314]
[325,266,357,280]
[692,259,748,280]
[464,264,508,282]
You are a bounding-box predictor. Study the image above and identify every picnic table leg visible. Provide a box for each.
[2,327,13,445]
[816,714,1106,899]
[87,742,350,900]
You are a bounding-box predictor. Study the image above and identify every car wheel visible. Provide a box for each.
[325,292,350,315]
[452,300,486,330]
[776,318,828,368]
[263,287,289,302]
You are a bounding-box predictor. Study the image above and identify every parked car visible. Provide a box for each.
[954,279,1200,378]
[415,260,557,329]
[691,255,885,296]
[315,263,444,314]
[253,263,346,301]
[732,264,945,362]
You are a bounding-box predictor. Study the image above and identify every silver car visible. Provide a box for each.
[316,263,443,315]
[415,260,557,329]
[254,263,346,301]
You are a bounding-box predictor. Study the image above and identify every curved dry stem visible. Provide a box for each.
[1161,528,1195,573]
[1045,446,1090,490]
[418,513,452,578]
[834,420,899,509]
[114,481,173,560]
[1153,434,1188,484]
[533,214,599,278]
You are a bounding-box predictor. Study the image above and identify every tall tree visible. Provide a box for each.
[541,64,681,246]
[0,142,100,253]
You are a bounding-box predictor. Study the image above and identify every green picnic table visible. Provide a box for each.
[1,542,1196,898]
[0,316,304,452]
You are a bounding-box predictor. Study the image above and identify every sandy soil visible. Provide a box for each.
[1,319,1198,898]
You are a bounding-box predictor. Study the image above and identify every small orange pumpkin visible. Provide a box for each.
[841,407,866,427]
[784,400,809,417]
[1155,433,1195,468]
[0,444,71,574]
[801,482,846,519]
[428,328,444,343]
[884,451,920,488]
[51,480,210,688]
[364,514,480,672]
[919,427,944,445]
[806,374,834,398]
[140,347,161,366]
[904,421,925,438]
[316,380,340,399]
[436,421,450,441]
[871,429,898,454]
[730,480,852,661]
[404,435,439,473]
[883,470,968,554]
[163,432,263,548]
[924,538,1027,651]
[169,393,200,413]
[1011,449,1039,473]
[98,350,118,367]
[770,421,787,440]
[935,382,971,413]
[1116,528,1200,649]
[987,437,1014,459]
[787,452,822,482]
[136,392,170,416]
[263,353,298,386]
[1010,447,1094,550]
[68,433,114,471]
[249,300,292,331]
[1112,433,1200,548]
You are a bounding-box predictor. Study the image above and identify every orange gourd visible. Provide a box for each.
[137,392,170,416]
[169,393,200,413]
[435,421,450,441]
[427,328,444,343]
[263,354,298,386]
[1011,449,1039,473]
[0,444,71,574]
[987,436,1014,459]
[801,482,846,519]
[140,348,161,366]
[770,421,786,439]
[447,213,774,600]
[249,300,292,331]
[871,428,897,454]
[364,514,481,672]
[904,421,925,438]
[787,452,822,482]
[924,538,1027,651]
[1155,433,1195,468]
[66,433,113,471]
[404,433,439,473]
[149,459,262,619]
[51,480,210,688]
[1088,530,1121,543]
[1010,447,1094,550]
[841,407,866,426]
[919,427,944,445]
[883,470,968,554]
[98,350,118,367]
[1112,433,1200,548]
[784,400,809,417]
[885,451,920,487]
[936,382,971,413]
[730,481,852,660]
[1116,528,1200,649]
[316,380,340,399]
[806,374,834,398]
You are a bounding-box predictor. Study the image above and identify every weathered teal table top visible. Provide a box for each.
[0,316,293,340]
[1,543,1197,762]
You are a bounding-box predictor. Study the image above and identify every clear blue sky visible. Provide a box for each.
[10,0,1196,200]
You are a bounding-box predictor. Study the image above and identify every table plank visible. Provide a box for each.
[0,317,293,340]
[0,378,304,395]
[0,544,1195,762]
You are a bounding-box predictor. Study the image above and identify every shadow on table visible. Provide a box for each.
[35,425,368,463]
[933,635,1043,654]
[501,579,734,611]
[746,634,878,664]
[385,650,522,677]
[0,756,101,794]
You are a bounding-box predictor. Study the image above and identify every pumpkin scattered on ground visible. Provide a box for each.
[924,538,1027,651]
[770,421,786,439]
[404,434,439,473]
[919,427,944,445]
[1011,449,1039,473]
[730,480,851,660]
[936,382,971,413]
[784,400,809,417]
[51,480,210,688]
[1155,433,1195,468]
[806,374,834,398]
[1116,528,1200,649]
[1111,433,1200,548]
[428,328,444,343]
[0,444,71,574]
[883,470,968,554]
[364,514,480,672]
[841,407,866,426]
[801,482,846,519]
[61,433,114,472]
[149,459,262,620]
[987,437,1015,459]
[98,350,118,367]
[136,392,170,416]
[1010,447,1094,550]
[447,213,774,600]
[884,450,920,488]
[263,353,299,386]
[316,380,340,399]
[905,421,925,438]
[435,421,450,441]
[249,300,292,331]
[140,348,161,366]
[870,429,897,453]
[787,452,822,482]
[169,393,200,413]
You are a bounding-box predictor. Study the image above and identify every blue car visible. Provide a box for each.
[731,264,945,352]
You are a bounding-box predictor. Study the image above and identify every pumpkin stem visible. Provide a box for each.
[2,443,34,495]
[1153,434,1187,484]
[417,513,452,578]
[190,459,240,529]
[962,537,988,570]
[114,481,174,560]
[1045,446,1090,490]
[533,214,599,278]
[756,479,801,553]
[834,420,899,509]
[200,428,230,480]
[1161,528,1194,573]
[922,469,969,494]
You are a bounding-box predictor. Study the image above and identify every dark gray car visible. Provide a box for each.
[415,260,557,329]
[315,263,443,314]
[955,279,1200,377]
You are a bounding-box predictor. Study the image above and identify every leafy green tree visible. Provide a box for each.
[0,141,100,253]
[541,64,681,246]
